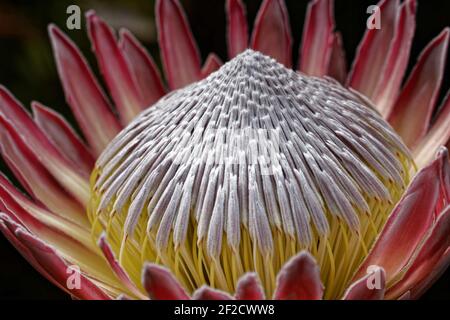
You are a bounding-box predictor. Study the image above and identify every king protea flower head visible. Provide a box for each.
[0,0,449,300]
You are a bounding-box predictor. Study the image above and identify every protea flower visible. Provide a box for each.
[0,0,449,301]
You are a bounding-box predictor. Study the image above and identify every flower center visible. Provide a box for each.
[88,50,415,299]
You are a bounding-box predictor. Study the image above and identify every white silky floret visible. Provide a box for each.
[95,50,410,256]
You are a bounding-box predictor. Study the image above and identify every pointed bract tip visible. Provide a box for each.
[142,263,190,300]
[235,273,265,300]
[273,251,324,300]
[86,10,102,33]
[47,23,58,35]
[433,27,450,47]
[97,232,108,247]
[47,24,70,47]
[85,9,97,20]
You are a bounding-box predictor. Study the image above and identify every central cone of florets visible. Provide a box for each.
[88,50,415,299]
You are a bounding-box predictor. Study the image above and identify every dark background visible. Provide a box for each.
[0,0,448,299]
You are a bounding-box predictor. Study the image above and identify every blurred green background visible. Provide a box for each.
[0,0,449,299]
